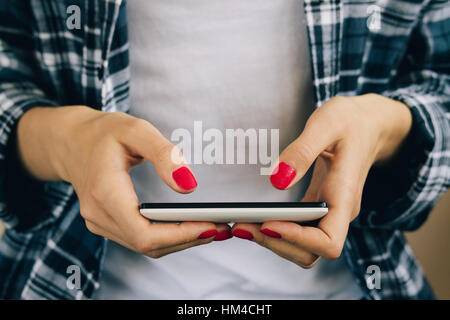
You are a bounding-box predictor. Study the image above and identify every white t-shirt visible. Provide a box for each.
[95,0,363,299]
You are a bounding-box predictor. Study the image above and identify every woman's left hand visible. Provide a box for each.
[232,94,413,268]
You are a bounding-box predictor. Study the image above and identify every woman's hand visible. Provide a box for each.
[17,106,231,258]
[232,94,413,268]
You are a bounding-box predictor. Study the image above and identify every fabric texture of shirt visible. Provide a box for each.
[95,0,363,300]
[0,0,449,299]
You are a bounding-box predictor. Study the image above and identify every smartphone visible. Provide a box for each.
[139,202,328,223]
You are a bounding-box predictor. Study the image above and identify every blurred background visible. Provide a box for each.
[405,191,450,299]
[0,191,449,299]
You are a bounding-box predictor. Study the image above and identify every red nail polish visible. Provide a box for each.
[261,228,282,238]
[270,162,296,190]
[172,166,198,190]
[214,230,233,241]
[232,229,254,240]
[198,229,218,239]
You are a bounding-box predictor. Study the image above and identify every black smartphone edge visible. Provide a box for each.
[140,202,327,209]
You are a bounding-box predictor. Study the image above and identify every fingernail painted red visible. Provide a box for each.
[261,228,282,238]
[214,230,233,241]
[172,166,198,190]
[198,229,218,239]
[232,229,254,240]
[270,162,296,190]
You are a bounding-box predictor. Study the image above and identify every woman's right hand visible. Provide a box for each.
[17,106,231,257]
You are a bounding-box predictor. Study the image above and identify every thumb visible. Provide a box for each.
[120,119,197,193]
[270,111,342,190]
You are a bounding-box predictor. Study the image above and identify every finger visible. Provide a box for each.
[88,221,231,258]
[265,150,358,259]
[270,146,364,259]
[118,118,197,193]
[86,220,212,258]
[259,221,344,260]
[94,170,220,252]
[146,224,232,258]
[145,239,213,259]
[212,223,234,241]
[232,223,319,268]
[269,106,345,190]
[263,240,320,269]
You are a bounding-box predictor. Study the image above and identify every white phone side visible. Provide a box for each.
[140,207,328,223]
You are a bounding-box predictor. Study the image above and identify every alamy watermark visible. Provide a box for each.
[66,5,81,30]
[66,262,382,292]
[66,264,81,290]
[366,264,381,290]
[169,121,279,175]
[367,5,382,32]
[66,4,383,32]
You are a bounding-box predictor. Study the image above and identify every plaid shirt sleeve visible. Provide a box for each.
[0,1,72,232]
[356,0,450,230]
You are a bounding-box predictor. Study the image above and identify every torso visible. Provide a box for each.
[95,0,363,300]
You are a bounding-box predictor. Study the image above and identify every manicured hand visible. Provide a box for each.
[17,106,232,258]
[232,94,412,268]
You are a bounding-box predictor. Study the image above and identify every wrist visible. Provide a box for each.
[17,106,100,182]
[17,107,57,181]
[351,93,413,164]
[51,106,103,182]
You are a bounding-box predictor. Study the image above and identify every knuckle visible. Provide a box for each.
[103,111,131,129]
[258,234,270,249]
[132,237,157,254]
[293,142,315,164]
[295,254,317,269]
[110,111,129,120]
[330,95,347,106]
[146,250,164,259]
[130,118,150,131]
[301,264,314,270]
[323,243,342,260]
[110,111,132,123]
[321,96,354,132]
[353,205,361,220]
[119,115,149,137]
[303,256,318,269]
[85,221,101,236]
[154,142,175,163]
[79,203,95,221]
